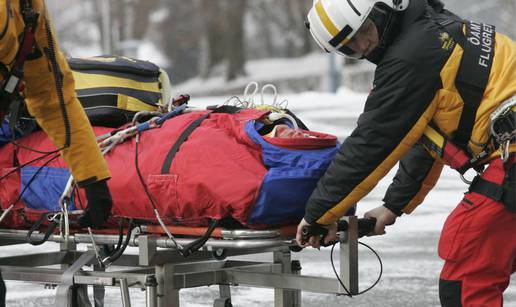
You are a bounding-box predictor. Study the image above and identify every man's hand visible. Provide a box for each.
[78,179,113,229]
[295,218,338,249]
[363,206,398,236]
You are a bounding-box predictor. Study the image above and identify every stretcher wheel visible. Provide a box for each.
[212,248,227,260]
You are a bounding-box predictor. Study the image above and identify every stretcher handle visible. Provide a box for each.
[301,217,377,245]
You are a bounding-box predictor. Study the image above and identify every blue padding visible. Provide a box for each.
[0,118,37,146]
[245,121,344,225]
[21,166,75,211]
[0,121,14,146]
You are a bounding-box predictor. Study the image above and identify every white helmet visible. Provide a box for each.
[306,0,409,57]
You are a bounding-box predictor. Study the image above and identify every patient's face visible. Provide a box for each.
[274,125,311,138]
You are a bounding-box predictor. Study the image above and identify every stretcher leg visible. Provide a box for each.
[213,284,232,307]
[145,275,158,307]
[73,285,93,307]
[273,249,301,307]
[340,217,358,294]
[156,263,180,307]
[55,252,96,307]
[119,278,131,307]
[92,264,106,307]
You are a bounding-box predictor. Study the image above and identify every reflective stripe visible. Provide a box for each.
[315,0,339,37]
[73,71,160,93]
[315,1,352,48]
[422,125,447,157]
[423,126,446,150]
[329,25,352,48]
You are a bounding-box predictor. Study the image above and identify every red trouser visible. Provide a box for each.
[438,158,516,307]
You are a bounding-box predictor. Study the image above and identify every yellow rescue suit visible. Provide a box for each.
[0,0,110,186]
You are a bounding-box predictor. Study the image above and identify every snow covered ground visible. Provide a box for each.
[2,88,515,306]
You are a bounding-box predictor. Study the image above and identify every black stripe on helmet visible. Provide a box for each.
[329,25,353,47]
[346,0,362,16]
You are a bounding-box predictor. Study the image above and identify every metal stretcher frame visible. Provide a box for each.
[0,216,360,307]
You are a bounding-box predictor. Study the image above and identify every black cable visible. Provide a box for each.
[9,140,61,155]
[356,241,383,295]
[0,150,59,181]
[134,133,159,212]
[330,240,383,297]
[134,132,191,256]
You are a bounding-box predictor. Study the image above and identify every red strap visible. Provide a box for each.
[13,25,36,67]
[442,141,471,173]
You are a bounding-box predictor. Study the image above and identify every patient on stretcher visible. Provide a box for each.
[0,107,350,230]
[264,125,315,139]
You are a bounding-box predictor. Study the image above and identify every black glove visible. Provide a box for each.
[79,179,113,228]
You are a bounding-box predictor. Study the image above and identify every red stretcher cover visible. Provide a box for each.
[0,108,344,229]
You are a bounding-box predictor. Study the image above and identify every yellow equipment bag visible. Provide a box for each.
[69,55,172,127]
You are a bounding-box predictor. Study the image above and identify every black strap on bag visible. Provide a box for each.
[160,105,241,174]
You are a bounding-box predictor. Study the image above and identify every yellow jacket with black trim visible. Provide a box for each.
[0,0,110,186]
[304,0,516,225]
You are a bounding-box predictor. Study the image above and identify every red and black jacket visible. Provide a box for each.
[304,0,516,225]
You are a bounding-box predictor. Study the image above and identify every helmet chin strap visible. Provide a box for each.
[365,5,403,64]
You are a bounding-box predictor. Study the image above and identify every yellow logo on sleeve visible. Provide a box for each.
[439,32,455,50]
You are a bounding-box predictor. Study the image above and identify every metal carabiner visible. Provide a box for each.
[47,212,62,222]
[460,173,473,185]
[243,81,259,106]
[500,139,510,162]
[147,116,161,129]
[261,83,278,106]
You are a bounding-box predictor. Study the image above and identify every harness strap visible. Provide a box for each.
[422,125,488,174]
[468,176,504,201]
[160,112,212,174]
[0,0,39,120]
[1,0,39,96]
[160,106,240,174]
[434,17,496,151]
[468,155,515,212]
[453,22,495,150]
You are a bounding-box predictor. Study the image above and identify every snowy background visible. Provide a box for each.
[2,0,515,306]
[3,87,515,306]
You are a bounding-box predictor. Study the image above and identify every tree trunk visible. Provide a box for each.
[161,0,203,82]
[133,0,159,40]
[199,0,227,78]
[296,0,314,56]
[226,0,247,81]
